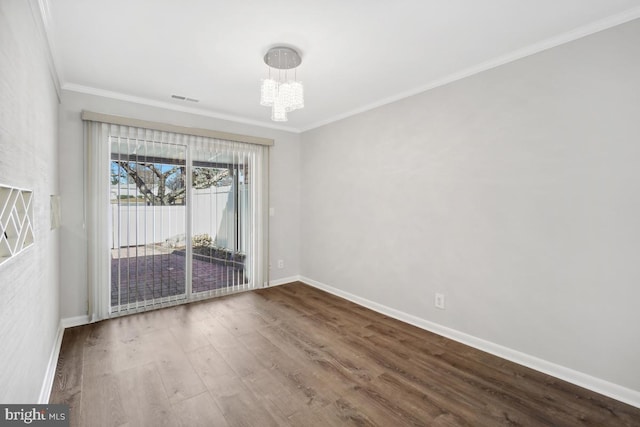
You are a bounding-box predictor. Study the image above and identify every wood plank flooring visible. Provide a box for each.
[49,282,640,426]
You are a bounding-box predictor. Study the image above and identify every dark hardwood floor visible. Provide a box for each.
[49,282,640,426]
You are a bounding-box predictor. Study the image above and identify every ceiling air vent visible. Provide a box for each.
[171,94,199,103]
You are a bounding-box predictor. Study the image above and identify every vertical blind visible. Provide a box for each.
[85,120,269,320]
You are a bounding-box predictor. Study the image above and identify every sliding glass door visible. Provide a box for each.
[101,125,268,317]
[190,143,251,295]
[110,138,188,313]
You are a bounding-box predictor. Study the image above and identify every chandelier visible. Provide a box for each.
[260,46,304,122]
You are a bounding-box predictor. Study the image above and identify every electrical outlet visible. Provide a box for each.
[277,259,284,269]
[435,293,445,310]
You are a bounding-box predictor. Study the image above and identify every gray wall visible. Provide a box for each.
[58,91,301,319]
[0,0,60,403]
[301,19,640,392]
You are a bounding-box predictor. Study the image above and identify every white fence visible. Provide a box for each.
[110,186,234,249]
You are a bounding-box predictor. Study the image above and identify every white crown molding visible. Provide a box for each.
[28,0,62,102]
[32,0,300,133]
[300,7,640,132]
[62,83,302,134]
[299,276,640,409]
[44,5,640,134]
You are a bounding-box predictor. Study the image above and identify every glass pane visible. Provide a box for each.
[110,137,187,312]
[191,159,247,294]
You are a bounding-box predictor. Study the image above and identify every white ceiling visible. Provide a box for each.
[43,0,640,132]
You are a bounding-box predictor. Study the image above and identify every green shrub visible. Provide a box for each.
[192,233,213,247]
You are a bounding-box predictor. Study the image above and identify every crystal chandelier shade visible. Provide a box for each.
[260,47,304,122]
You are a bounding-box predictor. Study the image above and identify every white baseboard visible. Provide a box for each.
[299,276,640,409]
[39,315,90,403]
[38,322,64,404]
[269,275,301,287]
[61,315,90,329]
[41,283,297,402]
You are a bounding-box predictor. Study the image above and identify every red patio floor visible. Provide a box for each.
[110,247,246,307]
